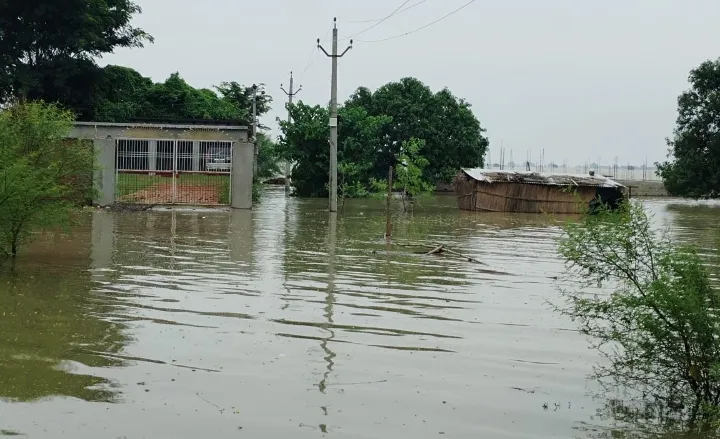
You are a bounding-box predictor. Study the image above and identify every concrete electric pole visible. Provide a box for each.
[280,72,302,194]
[251,84,265,178]
[318,18,352,212]
[251,84,258,178]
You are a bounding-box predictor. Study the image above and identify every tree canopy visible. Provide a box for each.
[278,77,488,197]
[277,102,391,197]
[346,77,488,183]
[657,59,720,198]
[0,2,271,127]
[0,0,152,105]
[90,66,272,126]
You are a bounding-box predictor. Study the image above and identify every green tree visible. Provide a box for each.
[256,133,281,179]
[91,65,154,122]
[277,102,391,197]
[345,77,489,183]
[0,0,152,106]
[0,102,95,263]
[657,59,720,198]
[215,82,273,128]
[276,102,329,197]
[393,138,435,211]
[88,68,272,126]
[138,73,243,122]
[556,201,720,426]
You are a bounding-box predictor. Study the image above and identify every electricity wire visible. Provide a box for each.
[347,0,430,24]
[343,0,413,41]
[357,0,478,44]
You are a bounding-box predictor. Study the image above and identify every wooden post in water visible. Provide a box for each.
[385,166,393,239]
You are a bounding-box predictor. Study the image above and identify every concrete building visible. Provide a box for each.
[69,122,253,209]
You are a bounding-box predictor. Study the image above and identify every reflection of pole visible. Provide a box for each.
[170,210,177,271]
[385,166,393,239]
[281,197,291,311]
[317,213,337,432]
[90,212,116,283]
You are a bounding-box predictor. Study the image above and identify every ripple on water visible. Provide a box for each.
[1,194,719,438]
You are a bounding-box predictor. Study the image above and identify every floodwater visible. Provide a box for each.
[0,189,719,439]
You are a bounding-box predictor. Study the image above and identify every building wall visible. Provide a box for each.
[68,122,252,208]
[472,182,599,213]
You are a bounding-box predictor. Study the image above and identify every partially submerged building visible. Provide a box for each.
[453,168,625,213]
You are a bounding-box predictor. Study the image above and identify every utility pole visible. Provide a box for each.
[280,72,302,194]
[318,18,352,212]
[251,84,258,178]
[251,83,265,178]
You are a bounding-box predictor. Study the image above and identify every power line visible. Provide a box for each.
[347,0,430,24]
[343,0,413,41]
[298,25,333,83]
[357,0,478,44]
[297,44,318,83]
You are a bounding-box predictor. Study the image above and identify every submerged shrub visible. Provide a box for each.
[556,200,720,426]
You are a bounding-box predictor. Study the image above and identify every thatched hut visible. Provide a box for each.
[453,168,625,213]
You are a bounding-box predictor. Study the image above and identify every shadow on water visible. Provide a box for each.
[0,215,131,403]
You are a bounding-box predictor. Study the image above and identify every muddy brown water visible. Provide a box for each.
[1,190,719,438]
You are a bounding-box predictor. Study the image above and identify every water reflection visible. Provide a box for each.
[0,217,129,403]
[2,194,720,438]
[318,212,337,434]
[229,208,254,268]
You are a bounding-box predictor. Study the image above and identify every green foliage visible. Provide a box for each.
[278,77,488,198]
[338,162,371,199]
[0,0,152,105]
[276,103,329,197]
[215,82,272,128]
[252,179,262,204]
[345,77,489,183]
[657,59,720,198]
[256,133,281,180]
[556,200,720,425]
[0,102,95,263]
[90,68,272,125]
[277,102,391,197]
[393,138,435,212]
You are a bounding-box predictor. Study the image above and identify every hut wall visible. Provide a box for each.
[453,173,477,211]
[473,182,598,213]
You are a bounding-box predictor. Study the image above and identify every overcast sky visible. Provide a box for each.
[99,0,719,166]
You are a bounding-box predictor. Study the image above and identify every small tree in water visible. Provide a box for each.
[393,138,434,213]
[0,102,95,264]
[367,138,435,213]
[557,200,720,426]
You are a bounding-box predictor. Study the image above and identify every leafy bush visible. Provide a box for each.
[557,200,720,426]
[0,101,95,263]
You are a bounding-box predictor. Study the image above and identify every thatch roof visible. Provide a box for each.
[461,168,624,188]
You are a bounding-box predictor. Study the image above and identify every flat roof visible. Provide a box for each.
[73,121,249,131]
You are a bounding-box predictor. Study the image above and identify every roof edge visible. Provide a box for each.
[73,121,250,131]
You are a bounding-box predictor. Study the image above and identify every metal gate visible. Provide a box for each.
[115,139,233,205]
